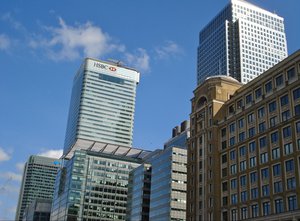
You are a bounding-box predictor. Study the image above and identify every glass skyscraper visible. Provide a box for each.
[63,58,140,157]
[197,0,287,85]
[15,155,60,221]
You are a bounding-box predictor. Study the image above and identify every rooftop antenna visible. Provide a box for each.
[107,58,124,67]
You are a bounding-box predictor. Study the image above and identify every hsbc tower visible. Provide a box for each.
[63,58,140,158]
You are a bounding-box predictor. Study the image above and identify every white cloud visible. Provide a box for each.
[124,48,150,72]
[38,149,63,159]
[0,147,10,162]
[155,40,183,60]
[30,17,124,61]
[0,172,22,182]
[1,13,25,32]
[0,34,10,50]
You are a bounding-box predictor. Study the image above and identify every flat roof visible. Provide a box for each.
[62,138,152,160]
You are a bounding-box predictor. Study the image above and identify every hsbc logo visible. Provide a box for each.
[94,62,117,72]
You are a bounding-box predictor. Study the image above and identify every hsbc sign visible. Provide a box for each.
[86,59,140,83]
[93,62,117,72]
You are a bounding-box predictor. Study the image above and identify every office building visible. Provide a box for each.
[187,50,300,220]
[16,156,60,221]
[50,141,152,221]
[164,120,190,149]
[127,124,188,221]
[63,58,140,157]
[22,199,52,221]
[197,0,287,85]
[126,163,152,221]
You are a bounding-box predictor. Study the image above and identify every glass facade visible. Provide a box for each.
[197,0,287,84]
[126,163,152,221]
[149,146,187,221]
[64,58,140,156]
[50,150,143,221]
[15,156,60,221]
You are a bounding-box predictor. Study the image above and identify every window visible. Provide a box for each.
[241,191,247,202]
[259,136,267,148]
[222,182,228,192]
[240,160,247,171]
[270,131,279,144]
[280,94,289,106]
[265,81,272,93]
[284,143,293,155]
[221,128,226,137]
[240,175,247,187]
[230,150,236,160]
[241,207,248,220]
[274,181,282,193]
[288,195,297,211]
[250,156,256,168]
[275,74,283,87]
[229,123,235,133]
[246,94,253,104]
[248,113,255,123]
[239,146,246,157]
[222,196,228,206]
[273,164,281,176]
[250,171,257,183]
[275,198,284,213]
[269,101,277,112]
[287,177,296,190]
[287,67,295,80]
[258,122,266,133]
[222,141,227,150]
[231,194,238,204]
[229,137,235,146]
[231,209,237,221]
[236,98,243,108]
[272,148,280,160]
[285,159,294,172]
[255,88,262,99]
[295,104,300,116]
[238,118,244,128]
[251,188,258,199]
[261,168,269,180]
[293,87,300,100]
[239,132,245,142]
[282,110,290,121]
[231,164,237,175]
[296,121,300,133]
[222,154,227,164]
[260,152,268,164]
[283,126,292,138]
[263,201,270,216]
[251,204,259,218]
[270,116,277,127]
[262,184,270,196]
[248,127,255,137]
[249,141,256,153]
[231,179,237,189]
[229,105,235,114]
[258,107,265,118]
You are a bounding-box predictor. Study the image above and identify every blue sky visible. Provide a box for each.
[0,0,299,219]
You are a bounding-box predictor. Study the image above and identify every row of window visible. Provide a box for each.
[227,194,297,220]
[228,69,298,114]
[224,158,297,181]
[222,122,300,150]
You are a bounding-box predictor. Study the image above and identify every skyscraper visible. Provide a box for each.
[63,58,140,157]
[15,155,60,221]
[197,0,288,85]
